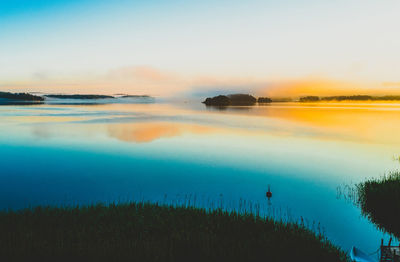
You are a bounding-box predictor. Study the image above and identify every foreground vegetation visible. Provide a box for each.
[356,171,400,238]
[0,202,347,262]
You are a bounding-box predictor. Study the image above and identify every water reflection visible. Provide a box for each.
[199,102,400,145]
[108,122,214,143]
[204,105,254,112]
[1,102,400,253]
[7,101,400,146]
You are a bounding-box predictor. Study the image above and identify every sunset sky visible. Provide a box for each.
[1,0,399,97]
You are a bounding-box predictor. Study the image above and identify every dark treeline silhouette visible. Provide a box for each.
[299,96,320,102]
[323,95,371,101]
[228,94,257,105]
[203,94,271,106]
[300,95,400,102]
[203,94,257,106]
[0,202,347,262]
[46,94,114,99]
[0,91,44,101]
[203,95,231,106]
[258,97,273,103]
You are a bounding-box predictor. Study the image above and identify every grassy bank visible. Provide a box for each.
[0,202,347,262]
[356,171,400,238]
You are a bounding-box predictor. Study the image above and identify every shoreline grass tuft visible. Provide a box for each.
[356,171,400,238]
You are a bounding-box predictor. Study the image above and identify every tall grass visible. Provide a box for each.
[0,201,348,262]
[355,171,400,238]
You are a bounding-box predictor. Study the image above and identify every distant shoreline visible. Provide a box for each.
[0,91,153,104]
[2,91,400,105]
[299,95,400,102]
[45,94,114,99]
[202,94,400,106]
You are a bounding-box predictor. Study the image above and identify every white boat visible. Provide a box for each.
[350,246,377,262]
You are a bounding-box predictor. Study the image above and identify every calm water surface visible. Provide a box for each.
[1,101,400,254]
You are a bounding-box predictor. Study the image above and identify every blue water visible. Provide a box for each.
[0,101,399,256]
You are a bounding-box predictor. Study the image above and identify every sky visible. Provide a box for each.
[0,0,399,97]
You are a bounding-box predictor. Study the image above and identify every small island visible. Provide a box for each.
[45,94,114,99]
[0,91,44,101]
[203,94,257,106]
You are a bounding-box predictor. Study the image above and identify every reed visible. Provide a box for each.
[356,171,400,238]
[0,201,347,262]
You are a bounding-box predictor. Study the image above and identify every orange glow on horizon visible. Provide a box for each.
[257,79,365,98]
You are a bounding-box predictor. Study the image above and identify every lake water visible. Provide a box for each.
[1,100,399,255]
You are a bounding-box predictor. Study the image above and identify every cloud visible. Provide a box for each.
[32,72,49,80]
[1,66,398,98]
[184,77,369,99]
[184,75,266,98]
[255,78,367,98]
[187,85,257,98]
[108,66,178,82]
[0,66,187,96]
[100,66,188,96]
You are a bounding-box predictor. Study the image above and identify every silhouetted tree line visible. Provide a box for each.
[300,95,400,102]
[203,94,272,106]
[299,96,320,102]
[0,92,44,101]
[45,94,114,99]
[258,97,273,103]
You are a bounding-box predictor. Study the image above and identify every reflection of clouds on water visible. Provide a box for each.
[31,125,52,139]
[204,105,254,112]
[4,103,359,145]
[5,102,400,146]
[107,122,213,143]
[198,102,400,145]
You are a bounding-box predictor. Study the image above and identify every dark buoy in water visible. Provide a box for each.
[266,185,272,199]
